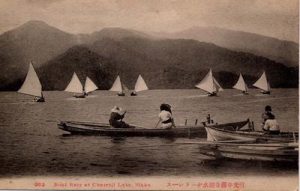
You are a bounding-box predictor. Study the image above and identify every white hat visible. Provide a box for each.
[111,106,126,115]
[117,107,126,115]
[111,106,119,113]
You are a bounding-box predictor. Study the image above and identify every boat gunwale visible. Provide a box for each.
[205,125,298,138]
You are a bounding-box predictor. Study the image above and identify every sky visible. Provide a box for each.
[0,0,298,42]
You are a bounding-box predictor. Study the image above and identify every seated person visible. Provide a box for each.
[109,106,131,128]
[263,112,280,135]
[261,105,273,127]
[156,103,175,129]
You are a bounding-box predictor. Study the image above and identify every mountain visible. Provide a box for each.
[154,27,299,67]
[37,46,117,90]
[87,37,297,89]
[75,27,154,45]
[0,20,298,90]
[0,20,77,90]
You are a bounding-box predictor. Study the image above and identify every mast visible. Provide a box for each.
[18,62,43,97]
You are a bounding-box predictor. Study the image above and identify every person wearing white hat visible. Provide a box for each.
[109,106,130,128]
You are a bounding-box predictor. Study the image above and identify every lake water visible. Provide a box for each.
[0,89,298,178]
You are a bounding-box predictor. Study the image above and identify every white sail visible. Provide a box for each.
[134,75,149,92]
[253,71,270,92]
[195,69,223,94]
[18,62,42,97]
[233,73,248,92]
[65,72,83,94]
[109,75,123,92]
[84,77,98,93]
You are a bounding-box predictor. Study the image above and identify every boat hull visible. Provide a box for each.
[205,126,298,142]
[58,119,250,138]
[35,96,45,102]
[58,121,206,137]
[118,92,125,96]
[200,142,298,162]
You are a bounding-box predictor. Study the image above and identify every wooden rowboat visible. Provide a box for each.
[198,141,298,162]
[57,119,250,138]
[205,126,298,143]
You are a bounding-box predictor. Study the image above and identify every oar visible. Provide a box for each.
[154,119,161,128]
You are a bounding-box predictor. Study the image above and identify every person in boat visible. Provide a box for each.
[109,106,131,128]
[118,91,125,96]
[34,92,45,102]
[155,103,175,129]
[263,112,280,135]
[130,91,137,96]
[261,105,273,127]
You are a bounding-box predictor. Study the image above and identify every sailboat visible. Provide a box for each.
[195,69,223,96]
[131,75,149,96]
[65,72,85,98]
[253,71,270,94]
[18,62,45,102]
[233,73,248,94]
[84,76,98,96]
[109,75,125,96]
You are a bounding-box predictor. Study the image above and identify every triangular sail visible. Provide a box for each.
[134,75,149,92]
[109,76,123,92]
[195,69,223,94]
[233,73,248,92]
[84,77,98,93]
[18,62,42,97]
[65,72,83,94]
[253,71,270,92]
[213,77,223,92]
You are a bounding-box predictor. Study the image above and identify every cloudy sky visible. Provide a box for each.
[0,0,298,42]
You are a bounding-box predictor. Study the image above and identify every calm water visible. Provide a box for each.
[0,89,298,177]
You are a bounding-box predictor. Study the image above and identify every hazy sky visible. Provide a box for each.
[0,0,298,42]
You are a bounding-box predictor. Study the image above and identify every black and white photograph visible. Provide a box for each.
[0,0,298,190]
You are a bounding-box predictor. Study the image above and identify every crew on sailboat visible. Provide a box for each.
[155,103,175,129]
[109,106,131,128]
[34,92,45,102]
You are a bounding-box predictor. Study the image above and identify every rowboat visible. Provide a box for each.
[57,119,250,137]
[205,126,298,143]
[198,141,298,163]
